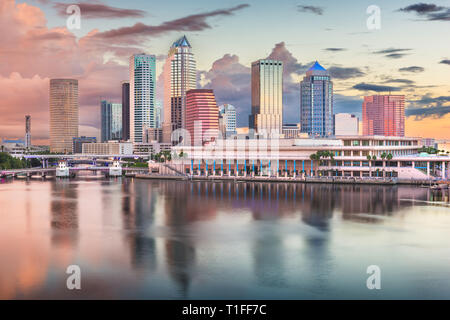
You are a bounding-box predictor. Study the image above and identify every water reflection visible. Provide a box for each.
[1,178,449,299]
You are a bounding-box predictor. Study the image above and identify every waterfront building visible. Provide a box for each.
[162,36,197,143]
[171,135,450,180]
[101,100,122,142]
[186,89,219,146]
[130,54,156,143]
[249,59,283,137]
[300,61,334,137]
[73,136,97,154]
[282,124,302,139]
[82,142,133,155]
[121,81,130,141]
[363,95,405,137]
[334,113,359,136]
[219,104,237,138]
[49,79,78,153]
[134,142,172,156]
[25,115,31,148]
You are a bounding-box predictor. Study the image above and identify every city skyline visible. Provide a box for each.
[0,0,449,144]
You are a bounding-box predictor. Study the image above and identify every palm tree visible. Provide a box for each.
[386,153,393,160]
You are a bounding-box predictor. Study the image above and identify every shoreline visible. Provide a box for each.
[134,174,448,186]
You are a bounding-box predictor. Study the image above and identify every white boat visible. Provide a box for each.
[109,159,122,177]
[56,160,70,178]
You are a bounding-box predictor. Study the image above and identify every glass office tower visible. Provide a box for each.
[249,59,283,137]
[121,81,130,141]
[101,100,122,142]
[363,95,405,137]
[162,36,197,143]
[130,54,156,143]
[219,104,237,138]
[49,79,78,153]
[300,61,334,137]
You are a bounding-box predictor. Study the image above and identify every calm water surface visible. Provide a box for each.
[1,176,450,299]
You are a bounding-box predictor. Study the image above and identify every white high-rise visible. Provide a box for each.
[219,104,237,138]
[130,54,156,143]
[162,36,197,143]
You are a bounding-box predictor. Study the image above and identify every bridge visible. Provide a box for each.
[0,166,148,179]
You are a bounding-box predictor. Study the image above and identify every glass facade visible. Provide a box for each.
[130,54,156,143]
[300,61,334,137]
[49,79,79,153]
[362,95,405,137]
[101,101,122,142]
[249,59,283,136]
[163,36,197,143]
[219,104,237,138]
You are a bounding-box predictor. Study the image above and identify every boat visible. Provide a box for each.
[56,160,70,178]
[109,159,122,177]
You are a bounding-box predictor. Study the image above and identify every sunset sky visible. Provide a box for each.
[0,0,449,144]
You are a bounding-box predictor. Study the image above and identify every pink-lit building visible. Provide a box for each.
[362,95,405,137]
[186,89,219,146]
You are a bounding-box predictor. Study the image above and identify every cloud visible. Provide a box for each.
[383,78,415,85]
[406,106,450,119]
[352,83,402,92]
[200,54,251,127]
[52,2,147,19]
[373,48,411,54]
[406,94,450,119]
[297,5,324,15]
[266,42,311,76]
[440,59,450,65]
[399,66,424,73]
[373,48,411,59]
[0,0,248,142]
[92,4,250,43]
[323,48,346,52]
[399,3,450,21]
[328,67,365,79]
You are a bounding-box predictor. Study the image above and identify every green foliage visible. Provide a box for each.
[0,153,28,170]
[310,150,334,161]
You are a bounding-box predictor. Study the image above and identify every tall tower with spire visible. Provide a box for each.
[300,61,334,137]
[162,35,197,144]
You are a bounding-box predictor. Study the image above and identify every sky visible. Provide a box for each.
[0,0,449,144]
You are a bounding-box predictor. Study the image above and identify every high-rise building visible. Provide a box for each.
[25,115,31,148]
[362,95,405,137]
[334,113,359,136]
[218,104,237,138]
[162,36,197,143]
[155,100,163,129]
[186,89,219,146]
[101,100,122,142]
[249,59,283,137]
[49,79,78,153]
[300,61,334,137]
[121,81,130,141]
[130,54,156,143]
[73,136,97,154]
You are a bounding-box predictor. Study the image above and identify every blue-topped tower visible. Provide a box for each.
[300,61,334,137]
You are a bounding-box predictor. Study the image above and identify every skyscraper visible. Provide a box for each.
[162,36,197,143]
[155,100,163,129]
[49,79,78,153]
[101,100,122,142]
[25,115,31,148]
[121,81,130,141]
[186,89,219,146]
[363,95,405,136]
[249,59,283,137]
[219,104,237,138]
[300,61,334,137]
[130,54,156,143]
